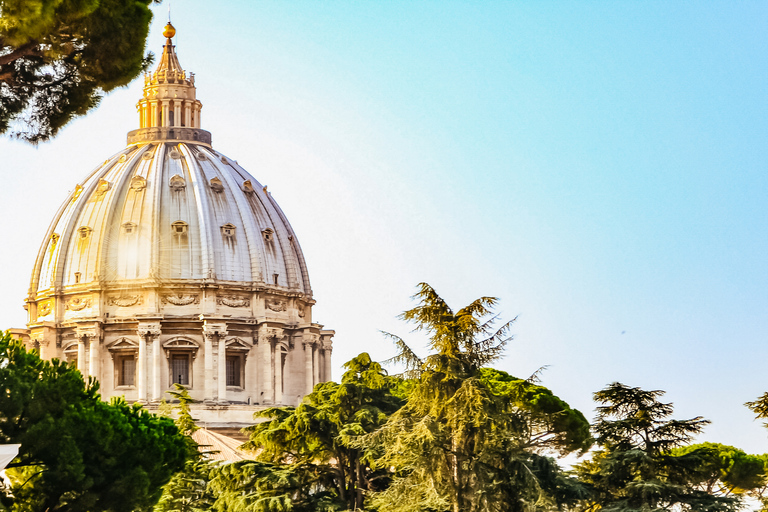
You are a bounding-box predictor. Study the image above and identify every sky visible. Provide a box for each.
[1,1,767,454]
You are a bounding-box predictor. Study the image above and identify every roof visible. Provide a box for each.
[191,428,255,462]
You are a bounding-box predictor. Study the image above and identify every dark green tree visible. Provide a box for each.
[364,283,590,512]
[0,0,157,143]
[0,331,188,512]
[671,442,765,497]
[241,353,404,510]
[575,383,739,512]
[155,384,215,512]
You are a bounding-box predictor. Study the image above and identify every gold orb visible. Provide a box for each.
[163,22,176,39]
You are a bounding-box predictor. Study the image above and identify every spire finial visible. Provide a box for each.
[163,21,176,40]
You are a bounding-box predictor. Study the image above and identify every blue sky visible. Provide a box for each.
[1,2,767,453]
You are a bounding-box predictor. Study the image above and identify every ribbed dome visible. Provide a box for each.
[22,23,333,417]
[29,143,312,298]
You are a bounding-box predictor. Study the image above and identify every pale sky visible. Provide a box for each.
[1,2,767,454]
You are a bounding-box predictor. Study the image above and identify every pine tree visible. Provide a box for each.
[0,0,156,142]
[364,283,589,512]
[576,383,740,512]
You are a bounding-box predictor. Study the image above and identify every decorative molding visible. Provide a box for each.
[266,298,286,312]
[108,337,138,351]
[137,322,161,337]
[119,154,128,163]
[225,337,251,351]
[297,306,305,318]
[37,301,52,317]
[161,293,200,306]
[66,297,91,311]
[217,295,250,308]
[202,323,228,339]
[108,295,142,307]
[142,151,153,160]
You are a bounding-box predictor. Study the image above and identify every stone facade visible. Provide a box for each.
[14,23,333,427]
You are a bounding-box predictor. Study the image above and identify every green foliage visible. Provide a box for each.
[576,382,740,512]
[154,458,216,512]
[241,352,404,510]
[366,283,589,512]
[671,442,765,496]
[0,0,156,142]
[0,331,188,512]
[208,461,343,512]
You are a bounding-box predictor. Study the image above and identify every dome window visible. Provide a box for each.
[262,228,274,242]
[94,179,111,197]
[77,226,92,239]
[130,176,146,191]
[221,223,236,238]
[242,180,254,193]
[172,221,188,235]
[209,177,224,193]
[170,174,186,191]
[122,222,137,235]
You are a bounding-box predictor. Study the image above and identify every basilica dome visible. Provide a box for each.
[23,24,333,425]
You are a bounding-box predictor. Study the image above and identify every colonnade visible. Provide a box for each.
[69,322,333,406]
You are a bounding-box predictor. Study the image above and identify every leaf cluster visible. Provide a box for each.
[0,0,157,142]
[0,331,189,512]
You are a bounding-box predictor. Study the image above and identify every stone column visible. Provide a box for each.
[88,334,100,382]
[202,322,227,404]
[77,336,86,376]
[258,331,273,404]
[137,334,147,402]
[152,336,162,402]
[304,335,317,395]
[312,344,320,386]
[274,342,283,405]
[217,336,227,404]
[137,322,161,404]
[322,341,333,383]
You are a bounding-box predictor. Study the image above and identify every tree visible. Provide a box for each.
[575,383,740,512]
[240,353,405,510]
[0,331,188,512]
[364,283,590,512]
[155,385,216,512]
[671,442,765,498]
[0,0,157,143]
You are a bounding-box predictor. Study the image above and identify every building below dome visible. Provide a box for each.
[13,23,333,427]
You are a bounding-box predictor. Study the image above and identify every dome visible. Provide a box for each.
[22,25,333,424]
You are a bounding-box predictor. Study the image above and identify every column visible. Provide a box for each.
[77,337,86,376]
[274,343,283,405]
[304,337,315,395]
[202,322,227,404]
[258,331,273,404]
[162,101,169,127]
[151,336,162,402]
[312,344,319,386]
[203,332,214,403]
[137,334,147,403]
[88,335,100,382]
[323,343,333,383]
[217,336,227,404]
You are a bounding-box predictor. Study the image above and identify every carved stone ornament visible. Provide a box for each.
[266,299,286,312]
[108,295,142,307]
[161,293,200,306]
[66,297,91,311]
[71,184,83,202]
[94,179,111,197]
[142,151,153,160]
[169,149,181,160]
[170,174,186,191]
[217,295,250,308]
[37,301,52,316]
[297,306,306,318]
[130,175,147,191]
[197,151,208,161]
[209,177,224,193]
